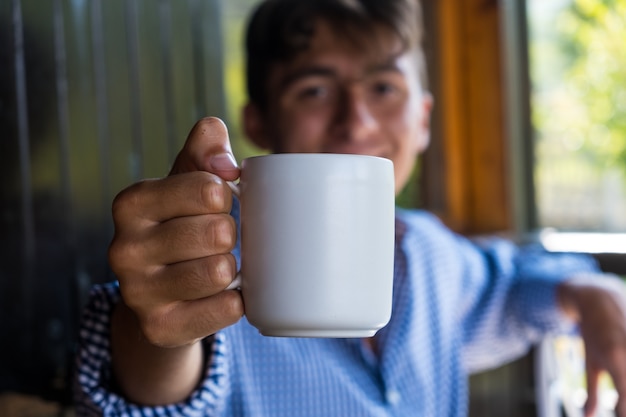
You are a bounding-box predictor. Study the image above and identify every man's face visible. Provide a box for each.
[244,21,432,195]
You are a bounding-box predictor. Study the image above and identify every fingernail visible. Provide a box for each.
[210,153,238,171]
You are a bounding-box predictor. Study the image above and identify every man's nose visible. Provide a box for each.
[336,87,378,141]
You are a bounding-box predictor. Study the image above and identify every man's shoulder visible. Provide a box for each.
[395,208,452,237]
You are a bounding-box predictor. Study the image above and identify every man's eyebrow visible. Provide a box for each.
[366,58,403,75]
[278,58,404,91]
[278,66,336,91]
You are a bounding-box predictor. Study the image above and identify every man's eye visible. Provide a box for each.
[298,86,328,99]
[372,82,397,96]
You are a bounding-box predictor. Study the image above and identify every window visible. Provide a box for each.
[528,0,626,233]
[526,2,625,416]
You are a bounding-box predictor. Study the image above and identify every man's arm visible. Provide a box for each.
[110,301,204,405]
[106,117,243,405]
[74,283,232,415]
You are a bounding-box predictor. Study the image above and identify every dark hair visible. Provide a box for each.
[245,0,426,111]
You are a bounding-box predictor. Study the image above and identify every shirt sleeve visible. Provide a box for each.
[459,237,600,373]
[73,282,230,416]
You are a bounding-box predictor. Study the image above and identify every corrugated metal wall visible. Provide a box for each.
[0,0,227,402]
[0,0,542,414]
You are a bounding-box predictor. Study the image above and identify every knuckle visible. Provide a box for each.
[199,178,226,212]
[207,291,244,328]
[207,215,236,251]
[108,237,144,276]
[117,279,149,314]
[111,180,148,220]
[107,238,125,269]
[210,254,236,288]
[220,291,245,322]
[111,189,131,218]
[199,292,243,332]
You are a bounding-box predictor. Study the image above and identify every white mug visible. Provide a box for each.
[227,153,395,338]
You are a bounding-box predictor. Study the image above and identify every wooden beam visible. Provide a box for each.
[423,0,512,234]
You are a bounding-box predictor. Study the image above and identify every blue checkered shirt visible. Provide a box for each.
[74,207,597,416]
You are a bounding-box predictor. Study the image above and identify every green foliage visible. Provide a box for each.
[533,0,626,174]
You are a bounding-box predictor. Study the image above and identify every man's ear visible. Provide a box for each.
[243,102,271,150]
[415,92,434,153]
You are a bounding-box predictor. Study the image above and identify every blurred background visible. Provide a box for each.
[0,0,624,416]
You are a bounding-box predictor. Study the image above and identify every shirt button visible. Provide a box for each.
[386,389,401,405]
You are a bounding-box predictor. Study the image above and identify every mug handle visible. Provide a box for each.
[225,180,242,290]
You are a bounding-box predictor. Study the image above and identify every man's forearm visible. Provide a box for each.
[111,301,205,406]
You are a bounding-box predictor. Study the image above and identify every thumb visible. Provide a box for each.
[169,117,240,180]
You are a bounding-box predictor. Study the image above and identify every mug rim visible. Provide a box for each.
[243,153,392,165]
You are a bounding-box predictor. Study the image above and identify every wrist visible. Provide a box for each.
[111,301,205,405]
[556,280,583,323]
[557,273,626,325]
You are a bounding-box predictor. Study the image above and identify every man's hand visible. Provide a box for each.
[558,275,626,417]
[108,117,243,405]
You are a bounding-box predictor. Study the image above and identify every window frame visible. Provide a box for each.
[422,0,626,265]
[421,0,515,235]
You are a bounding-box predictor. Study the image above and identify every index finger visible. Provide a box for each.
[170,117,241,180]
[599,351,626,417]
[112,171,233,226]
